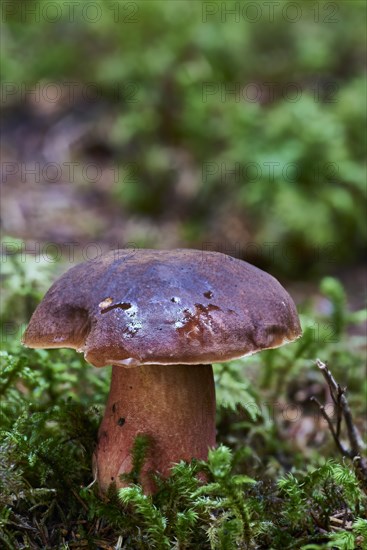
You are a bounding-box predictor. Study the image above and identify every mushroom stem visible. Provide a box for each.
[95,363,216,493]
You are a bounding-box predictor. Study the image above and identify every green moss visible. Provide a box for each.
[1,247,366,548]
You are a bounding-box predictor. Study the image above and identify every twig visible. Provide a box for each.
[309,396,350,457]
[334,385,343,440]
[71,488,89,512]
[316,359,365,454]
[311,359,367,492]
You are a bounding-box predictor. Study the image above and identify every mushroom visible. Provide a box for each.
[23,249,301,493]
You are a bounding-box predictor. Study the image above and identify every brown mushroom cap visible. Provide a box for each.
[23,249,302,367]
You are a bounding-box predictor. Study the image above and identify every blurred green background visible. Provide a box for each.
[1,0,366,280]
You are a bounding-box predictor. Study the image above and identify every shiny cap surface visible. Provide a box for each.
[23,249,302,367]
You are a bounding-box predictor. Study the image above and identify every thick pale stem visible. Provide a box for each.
[94,363,216,493]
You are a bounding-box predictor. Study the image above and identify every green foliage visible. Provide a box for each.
[119,486,170,549]
[199,446,256,548]
[2,1,366,276]
[82,449,367,549]
[0,394,101,548]
[214,362,259,419]
[277,460,364,534]
[319,277,346,338]
[120,433,152,485]
[115,444,255,549]
[258,459,367,549]
[1,238,54,352]
[303,523,367,550]
[1,377,366,549]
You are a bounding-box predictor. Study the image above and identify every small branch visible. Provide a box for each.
[334,385,343,440]
[311,359,367,492]
[315,359,365,455]
[309,396,350,457]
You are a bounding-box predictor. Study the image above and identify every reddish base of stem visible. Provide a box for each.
[94,363,216,493]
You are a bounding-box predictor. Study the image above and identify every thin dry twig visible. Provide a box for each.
[311,359,367,492]
[309,395,350,457]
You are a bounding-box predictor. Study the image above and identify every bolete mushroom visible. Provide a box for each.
[23,249,301,493]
